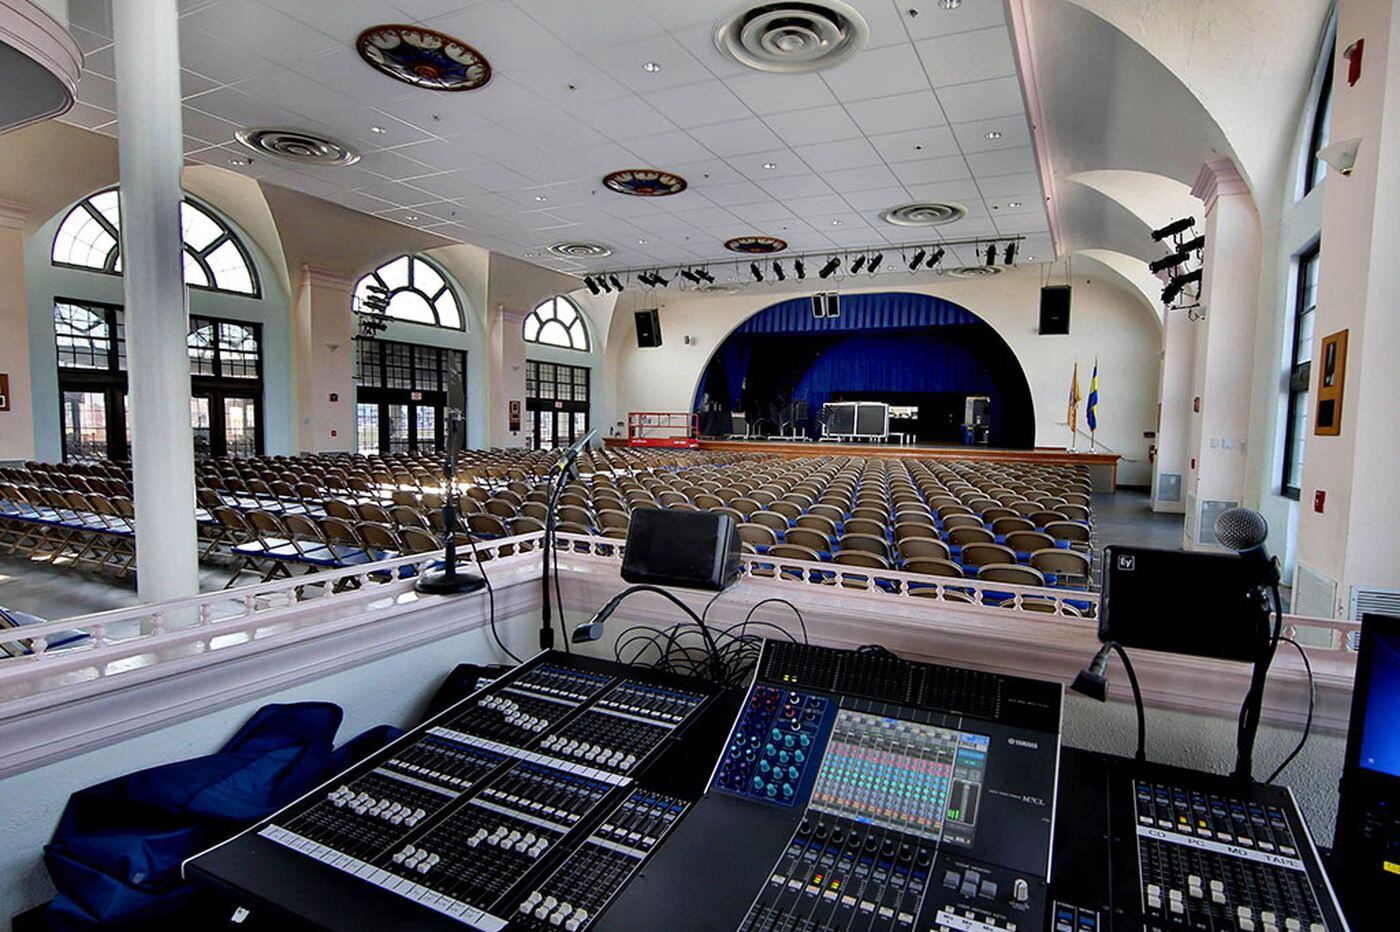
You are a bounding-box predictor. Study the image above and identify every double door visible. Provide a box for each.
[356,390,444,454]
[529,408,588,451]
[60,381,260,460]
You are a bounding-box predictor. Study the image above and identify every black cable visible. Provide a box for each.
[739,597,809,644]
[1108,641,1147,763]
[1266,635,1315,784]
[459,514,521,664]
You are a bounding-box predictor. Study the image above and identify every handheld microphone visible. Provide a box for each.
[1215,507,1279,584]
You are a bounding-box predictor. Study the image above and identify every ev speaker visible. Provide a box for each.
[825,292,841,319]
[1039,286,1071,334]
[635,308,662,347]
[811,294,827,318]
[621,507,741,592]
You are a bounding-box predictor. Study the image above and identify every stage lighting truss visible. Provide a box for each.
[1147,220,1206,313]
[580,235,1023,291]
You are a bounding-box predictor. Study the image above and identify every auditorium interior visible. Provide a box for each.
[0,1,1398,929]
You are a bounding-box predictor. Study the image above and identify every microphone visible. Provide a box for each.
[1214,507,1279,584]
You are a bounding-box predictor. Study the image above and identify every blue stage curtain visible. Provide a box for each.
[734,292,977,335]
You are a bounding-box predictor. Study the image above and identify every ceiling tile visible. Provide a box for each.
[668,23,754,79]
[701,181,773,206]
[993,213,1049,235]
[903,0,1007,39]
[868,126,960,163]
[792,137,883,172]
[358,148,436,181]
[890,155,971,186]
[951,114,1033,153]
[514,0,668,48]
[932,75,1025,123]
[728,202,797,224]
[58,102,116,131]
[915,27,1016,87]
[622,130,716,166]
[822,163,903,193]
[568,95,677,140]
[587,33,713,91]
[729,149,811,180]
[822,44,929,103]
[687,118,784,157]
[642,81,752,127]
[983,194,1043,215]
[763,105,863,147]
[68,0,112,38]
[182,2,341,67]
[965,145,1036,178]
[181,107,241,145]
[784,194,850,217]
[840,185,911,211]
[756,174,835,199]
[846,90,946,136]
[723,73,837,115]
[76,73,117,111]
[905,178,985,202]
[663,158,747,187]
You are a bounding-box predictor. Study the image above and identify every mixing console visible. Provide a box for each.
[187,645,1350,932]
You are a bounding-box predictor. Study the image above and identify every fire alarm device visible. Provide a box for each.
[1344,39,1364,86]
[1314,490,1326,513]
[329,392,338,403]
[1192,397,1201,413]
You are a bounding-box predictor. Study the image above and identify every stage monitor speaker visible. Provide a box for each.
[1039,286,1071,334]
[635,308,662,347]
[621,507,741,592]
[854,401,888,438]
[824,402,856,435]
[811,294,827,318]
[825,292,841,319]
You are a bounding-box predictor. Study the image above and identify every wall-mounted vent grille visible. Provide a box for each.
[1196,498,1237,547]
[1155,472,1182,503]
[1293,563,1337,619]
[1351,585,1400,621]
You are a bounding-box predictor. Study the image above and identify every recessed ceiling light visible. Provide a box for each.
[370,125,387,134]
[405,214,419,221]
[534,195,548,202]
[762,161,777,170]
[831,219,843,225]
[985,130,1003,140]
[228,157,249,166]
[637,239,648,244]
[643,61,662,72]
[1026,255,1037,261]
[940,0,963,9]
[1008,200,1022,208]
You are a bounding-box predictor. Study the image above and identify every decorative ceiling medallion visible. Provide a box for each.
[356,25,491,92]
[881,202,968,227]
[946,265,1003,278]
[602,169,688,197]
[547,241,613,259]
[724,235,788,254]
[714,1,870,74]
[235,128,359,166]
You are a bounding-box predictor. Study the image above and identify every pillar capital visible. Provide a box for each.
[496,304,531,323]
[300,264,358,291]
[1190,158,1249,214]
[0,198,32,230]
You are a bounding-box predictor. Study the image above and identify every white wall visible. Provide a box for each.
[606,268,1162,485]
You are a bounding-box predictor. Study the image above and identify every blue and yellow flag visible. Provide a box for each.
[1086,360,1099,432]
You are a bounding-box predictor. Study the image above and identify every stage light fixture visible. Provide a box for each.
[819,256,840,279]
[869,252,883,273]
[850,254,866,273]
[1148,251,1190,275]
[599,277,612,294]
[609,274,624,291]
[681,268,700,284]
[696,268,714,283]
[1151,217,1195,241]
[654,271,670,286]
[773,261,786,281]
[927,246,944,268]
[909,249,926,270]
[750,262,764,282]
[1180,234,1206,253]
[984,243,997,266]
[1003,242,1016,265]
[584,276,600,295]
[794,259,806,279]
[1162,268,1203,304]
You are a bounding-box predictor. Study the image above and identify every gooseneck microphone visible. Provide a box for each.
[1214,507,1282,781]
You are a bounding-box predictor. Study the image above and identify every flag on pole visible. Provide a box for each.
[1086,360,1100,434]
[1067,361,1081,435]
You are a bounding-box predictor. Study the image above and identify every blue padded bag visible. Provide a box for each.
[43,701,343,929]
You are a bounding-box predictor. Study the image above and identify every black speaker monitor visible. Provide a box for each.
[1039,285,1071,335]
[620,507,741,592]
[825,292,840,319]
[635,308,662,347]
[811,294,826,318]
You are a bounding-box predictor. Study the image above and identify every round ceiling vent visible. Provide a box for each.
[714,1,869,74]
[946,265,1004,279]
[235,128,359,166]
[547,241,613,259]
[881,202,968,227]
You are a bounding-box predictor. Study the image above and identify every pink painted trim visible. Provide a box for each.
[1005,0,1063,257]
[0,0,82,129]
[1190,158,1250,214]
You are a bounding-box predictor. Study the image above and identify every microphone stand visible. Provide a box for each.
[415,410,486,595]
[1232,558,1283,782]
[538,430,597,650]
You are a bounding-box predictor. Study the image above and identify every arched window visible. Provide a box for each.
[51,187,260,296]
[524,295,590,351]
[353,254,463,329]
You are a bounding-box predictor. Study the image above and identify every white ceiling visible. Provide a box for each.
[58,0,1053,276]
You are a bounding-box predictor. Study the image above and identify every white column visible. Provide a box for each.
[1150,304,1195,514]
[294,266,356,453]
[0,199,35,462]
[488,305,528,448]
[112,0,199,602]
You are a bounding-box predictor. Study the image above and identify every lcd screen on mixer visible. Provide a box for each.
[807,711,990,846]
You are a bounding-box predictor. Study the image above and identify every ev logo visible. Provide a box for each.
[1117,554,1136,571]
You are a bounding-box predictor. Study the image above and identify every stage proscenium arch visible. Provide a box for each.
[692,292,1035,448]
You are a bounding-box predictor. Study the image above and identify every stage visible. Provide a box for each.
[605,436,1122,491]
